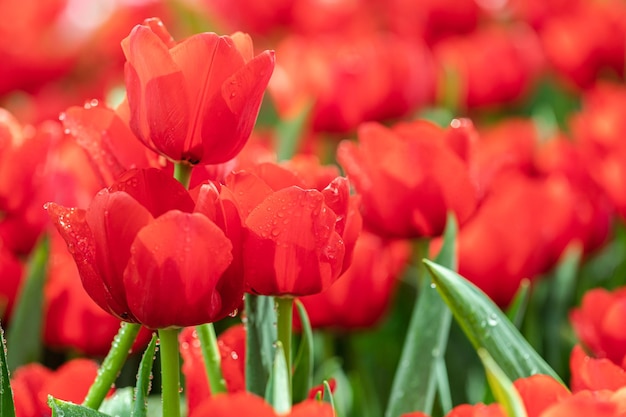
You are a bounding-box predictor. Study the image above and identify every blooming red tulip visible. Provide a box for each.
[122,17,275,165]
[338,119,477,238]
[570,287,626,367]
[12,359,103,417]
[570,344,626,392]
[47,168,244,328]
[225,159,361,296]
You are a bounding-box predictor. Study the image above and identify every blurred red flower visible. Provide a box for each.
[570,287,626,366]
[47,168,244,328]
[12,359,102,417]
[180,325,246,413]
[270,32,435,133]
[338,119,477,238]
[122,18,275,165]
[188,392,334,417]
[433,24,544,110]
[570,344,626,392]
[225,158,361,296]
[297,230,410,330]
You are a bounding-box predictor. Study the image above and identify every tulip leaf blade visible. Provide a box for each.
[292,300,314,403]
[276,101,313,161]
[49,396,111,417]
[265,341,291,414]
[478,349,528,417]
[0,324,15,417]
[6,236,49,371]
[385,213,457,417]
[245,294,277,397]
[423,260,563,384]
[99,388,132,417]
[132,334,158,417]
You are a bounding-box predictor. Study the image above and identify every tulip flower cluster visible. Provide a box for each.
[2,1,626,417]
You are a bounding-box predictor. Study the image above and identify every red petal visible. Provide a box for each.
[200,50,275,164]
[188,392,275,417]
[125,211,236,328]
[109,168,195,218]
[244,187,345,296]
[225,171,273,219]
[513,375,570,417]
[46,202,130,320]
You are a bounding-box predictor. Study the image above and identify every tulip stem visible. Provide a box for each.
[276,296,294,403]
[174,162,194,189]
[196,323,227,394]
[82,322,141,409]
[158,328,181,417]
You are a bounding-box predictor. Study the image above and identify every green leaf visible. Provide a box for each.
[49,397,111,417]
[7,236,49,371]
[323,380,336,410]
[423,260,563,384]
[292,300,314,403]
[505,280,531,328]
[245,294,277,397]
[385,214,457,417]
[132,334,157,417]
[265,341,291,414]
[276,101,313,161]
[0,324,15,417]
[99,388,132,417]
[478,349,528,417]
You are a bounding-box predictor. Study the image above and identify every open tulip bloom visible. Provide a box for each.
[5,5,626,417]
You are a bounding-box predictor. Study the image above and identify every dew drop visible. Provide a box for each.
[486,313,499,327]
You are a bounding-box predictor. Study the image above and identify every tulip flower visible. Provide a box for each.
[297,231,410,330]
[180,325,246,413]
[121,18,275,165]
[47,168,244,329]
[12,359,103,417]
[570,287,626,366]
[570,345,626,392]
[338,118,477,239]
[225,159,361,296]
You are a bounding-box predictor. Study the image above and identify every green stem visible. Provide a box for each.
[174,162,194,189]
[158,328,181,417]
[82,323,141,409]
[276,296,294,403]
[196,323,227,394]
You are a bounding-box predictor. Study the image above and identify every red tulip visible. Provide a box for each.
[12,359,103,417]
[225,159,361,296]
[121,17,275,165]
[570,287,626,367]
[338,119,477,238]
[570,345,626,392]
[180,325,246,413]
[297,231,410,330]
[46,168,244,328]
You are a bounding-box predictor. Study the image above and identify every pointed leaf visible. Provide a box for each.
[132,334,157,417]
[385,214,457,417]
[245,294,277,396]
[423,260,563,384]
[505,280,531,328]
[478,349,527,417]
[49,397,111,417]
[293,300,314,403]
[99,387,133,417]
[0,325,15,417]
[265,341,291,414]
[323,380,336,409]
[7,236,49,371]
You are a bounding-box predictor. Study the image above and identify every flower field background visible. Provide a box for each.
[2,1,626,417]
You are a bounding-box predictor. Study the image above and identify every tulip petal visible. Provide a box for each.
[86,189,154,321]
[109,169,195,218]
[46,203,131,321]
[125,211,235,328]
[244,187,345,296]
[198,51,275,164]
